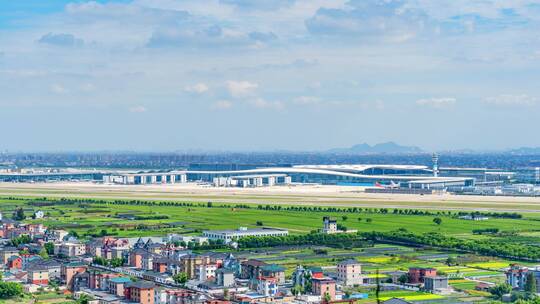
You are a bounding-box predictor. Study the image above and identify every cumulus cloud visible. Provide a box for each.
[483,94,537,106]
[416,97,456,108]
[129,106,148,113]
[226,80,259,98]
[38,33,84,47]
[184,83,209,94]
[305,0,424,40]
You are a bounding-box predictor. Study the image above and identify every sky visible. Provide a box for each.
[1,0,540,152]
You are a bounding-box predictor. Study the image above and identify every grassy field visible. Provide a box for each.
[2,197,540,239]
[2,183,540,212]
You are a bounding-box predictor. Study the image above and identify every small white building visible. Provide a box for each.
[203,227,288,244]
[34,210,45,219]
[165,234,208,245]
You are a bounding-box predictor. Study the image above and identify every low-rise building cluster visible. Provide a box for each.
[1,218,453,304]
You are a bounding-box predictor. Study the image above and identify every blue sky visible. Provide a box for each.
[1,0,539,152]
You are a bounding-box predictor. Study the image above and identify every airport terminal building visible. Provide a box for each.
[183,164,475,189]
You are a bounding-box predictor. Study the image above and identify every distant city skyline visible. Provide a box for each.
[1,0,540,151]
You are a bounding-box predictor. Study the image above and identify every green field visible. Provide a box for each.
[2,197,540,240]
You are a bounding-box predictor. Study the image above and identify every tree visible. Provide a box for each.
[433,217,443,225]
[12,208,25,221]
[44,242,55,255]
[337,224,348,231]
[173,272,188,285]
[0,281,23,299]
[76,294,93,304]
[489,283,512,299]
[291,284,304,296]
[526,272,538,294]
[446,256,457,266]
[256,221,264,226]
[342,215,348,221]
[11,235,31,247]
[323,292,331,303]
[110,258,125,268]
[39,248,49,260]
[398,274,408,284]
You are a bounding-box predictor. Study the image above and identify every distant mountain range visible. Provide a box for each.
[328,142,424,154]
[509,147,540,154]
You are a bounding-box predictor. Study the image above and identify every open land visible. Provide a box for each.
[1,182,540,212]
[2,182,540,303]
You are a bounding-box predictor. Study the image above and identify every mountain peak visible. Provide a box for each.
[328,142,423,154]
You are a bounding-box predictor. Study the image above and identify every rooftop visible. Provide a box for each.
[109,277,132,284]
[261,264,286,273]
[125,281,156,289]
[338,259,361,266]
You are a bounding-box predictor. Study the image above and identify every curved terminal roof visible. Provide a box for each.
[293,164,430,173]
[184,167,470,182]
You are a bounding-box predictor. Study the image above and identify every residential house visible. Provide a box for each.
[61,261,87,291]
[26,259,62,279]
[424,276,449,292]
[261,264,286,284]
[408,267,437,284]
[7,256,22,270]
[27,264,49,285]
[257,277,279,297]
[108,276,132,297]
[0,247,19,265]
[240,259,267,280]
[198,263,218,282]
[312,277,336,302]
[56,242,86,257]
[337,259,363,286]
[215,268,235,287]
[124,281,156,304]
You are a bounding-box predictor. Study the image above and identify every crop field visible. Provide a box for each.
[3,197,540,241]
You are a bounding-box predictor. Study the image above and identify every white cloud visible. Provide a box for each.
[211,100,233,110]
[293,96,321,105]
[38,33,84,47]
[50,84,68,94]
[226,80,258,98]
[483,94,537,106]
[416,97,456,109]
[184,83,209,94]
[129,105,148,113]
[249,98,284,110]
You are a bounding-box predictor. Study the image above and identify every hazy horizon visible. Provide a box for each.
[1,0,540,151]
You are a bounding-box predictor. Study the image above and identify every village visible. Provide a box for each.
[0,207,529,304]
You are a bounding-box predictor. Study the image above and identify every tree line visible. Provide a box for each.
[7,197,525,221]
[237,232,372,249]
[362,230,540,261]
